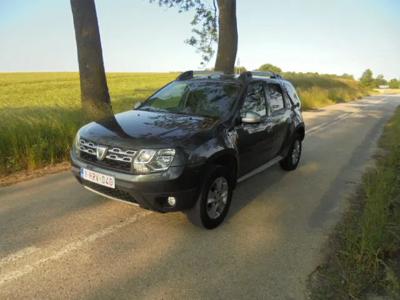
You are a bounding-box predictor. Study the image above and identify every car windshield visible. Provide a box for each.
[139,81,240,118]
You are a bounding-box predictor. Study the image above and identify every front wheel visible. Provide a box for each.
[280,135,302,171]
[186,165,233,229]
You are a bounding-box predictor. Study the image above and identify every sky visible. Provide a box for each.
[0,0,399,79]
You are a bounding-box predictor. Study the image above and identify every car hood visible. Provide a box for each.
[79,110,219,149]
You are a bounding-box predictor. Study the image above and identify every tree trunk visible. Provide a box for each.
[70,0,112,121]
[214,0,238,74]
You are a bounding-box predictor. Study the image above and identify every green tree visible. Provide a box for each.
[151,0,238,74]
[389,79,400,89]
[150,0,217,66]
[375,74,387,87]
[341,73,354,80]
[258,64,282,74]
[234,66,247,74]
[360,69,374,88]
[70,0,112,120]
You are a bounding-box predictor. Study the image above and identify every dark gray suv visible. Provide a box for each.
[71,71,305,229]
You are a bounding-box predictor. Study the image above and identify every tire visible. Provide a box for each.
[186,165,233,229]
[280,135,302,171]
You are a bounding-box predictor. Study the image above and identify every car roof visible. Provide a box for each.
[175,71,289,87]
[180,76,242,86]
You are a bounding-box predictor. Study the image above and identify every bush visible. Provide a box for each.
[284,72,367,109]
[389,79,400,89]
[234,66,247,73]
[257,63,282,74]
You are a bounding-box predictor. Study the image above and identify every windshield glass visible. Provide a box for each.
[139,81,240,118]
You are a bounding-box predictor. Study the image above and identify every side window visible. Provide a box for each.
[285,82,300,105]
[282,88,292,108]
[241,83,267,117]
[266,84,285,113]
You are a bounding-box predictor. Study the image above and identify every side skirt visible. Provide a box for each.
[237,156,283,184]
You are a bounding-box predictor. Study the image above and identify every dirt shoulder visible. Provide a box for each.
[0,162,70,187]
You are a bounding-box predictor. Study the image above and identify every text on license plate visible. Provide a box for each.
[80,168,115,189]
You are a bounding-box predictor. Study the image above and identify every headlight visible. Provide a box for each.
[134,149,176,173]
[73,131,81,154]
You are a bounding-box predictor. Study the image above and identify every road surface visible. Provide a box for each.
[1,95,399,299]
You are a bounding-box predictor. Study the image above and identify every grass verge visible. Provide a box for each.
[308,107,400,299]
[284,72,368,110]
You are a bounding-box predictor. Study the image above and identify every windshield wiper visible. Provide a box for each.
[138,106,168,113]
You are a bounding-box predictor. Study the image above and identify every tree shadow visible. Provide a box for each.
[0,172,107,257]
[73,161,310,299]
[228,165,287,220]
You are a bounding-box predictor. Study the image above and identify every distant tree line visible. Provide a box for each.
[360,69,400,89]
[255,63,356,80]
[255,64,400,89]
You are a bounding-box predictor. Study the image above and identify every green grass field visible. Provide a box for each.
[0,72,177,175]
[0,72,367,176]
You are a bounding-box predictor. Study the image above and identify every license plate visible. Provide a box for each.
[80,168,115,189]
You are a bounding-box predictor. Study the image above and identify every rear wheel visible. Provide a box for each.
[280,135,302,171]
[186,165,233,229]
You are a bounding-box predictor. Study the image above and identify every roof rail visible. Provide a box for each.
[176,71,193,81]
[176,70,226,81]
[239,71,283,81]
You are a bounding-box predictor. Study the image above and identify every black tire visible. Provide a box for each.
[186,165,233,229]
[280,135,302,171]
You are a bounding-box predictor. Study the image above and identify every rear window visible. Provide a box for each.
[265,84,285,112]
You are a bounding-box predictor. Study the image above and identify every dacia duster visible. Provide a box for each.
[71,71,305,229]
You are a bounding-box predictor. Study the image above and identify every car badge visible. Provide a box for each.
[96,145,108,160]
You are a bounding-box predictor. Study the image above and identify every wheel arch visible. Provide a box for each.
[296,124,305,141]
[207,150,238,188]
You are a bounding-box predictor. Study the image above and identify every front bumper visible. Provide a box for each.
[71,151,203,212]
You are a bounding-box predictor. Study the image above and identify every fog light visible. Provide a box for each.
[167,196,176,207]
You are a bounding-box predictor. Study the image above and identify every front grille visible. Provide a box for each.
[83,180,137,203]
[79,138,136,172]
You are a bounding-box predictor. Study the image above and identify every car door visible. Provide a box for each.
[265,83,291,157]
[236,82,275,176]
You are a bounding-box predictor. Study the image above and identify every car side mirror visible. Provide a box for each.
[133,101,142,109]
[241,111,261,124]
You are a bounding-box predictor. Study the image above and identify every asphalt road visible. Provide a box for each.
[1,95,399,300]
